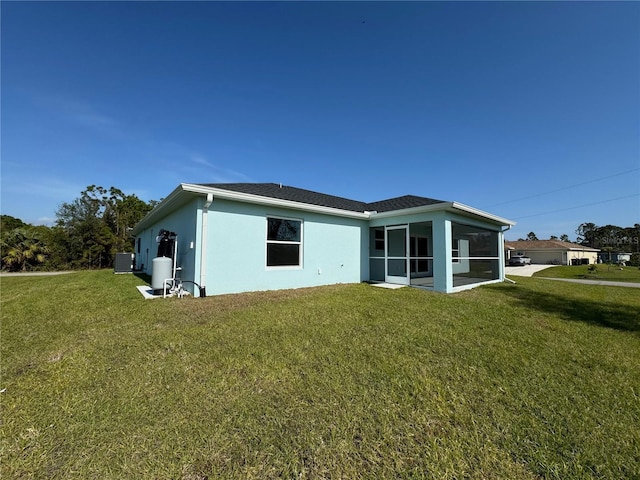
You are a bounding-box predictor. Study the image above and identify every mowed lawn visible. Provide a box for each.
[1,271,639,479]
[534,264,640,283]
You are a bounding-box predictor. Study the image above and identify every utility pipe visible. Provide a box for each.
[199,193,214,296]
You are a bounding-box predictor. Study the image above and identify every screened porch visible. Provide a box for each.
[368,219,503,292]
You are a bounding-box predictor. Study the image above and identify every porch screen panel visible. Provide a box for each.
[369,258,385,282]
[451,222,500,287]
[370,227,385,255]
[387,259,407,277]
[387,229,406,257]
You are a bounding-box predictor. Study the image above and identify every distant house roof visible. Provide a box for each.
[505,240,599,252]
[199,183,446,214]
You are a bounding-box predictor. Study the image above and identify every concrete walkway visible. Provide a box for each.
[504,265,555,277]
[540,277,640,288]
[0,271,74,277]
[505,265,640,288]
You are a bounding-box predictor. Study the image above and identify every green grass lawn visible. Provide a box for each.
[2,271,639,479]
[533,264,640,283]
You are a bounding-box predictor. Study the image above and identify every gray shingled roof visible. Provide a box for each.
[365,195,444,213]
[199,183,445,213]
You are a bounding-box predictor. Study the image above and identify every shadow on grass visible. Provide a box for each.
[496,285,640,333]
[133,271,151,284]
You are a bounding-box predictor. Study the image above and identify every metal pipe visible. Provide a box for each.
[199,193,214,293]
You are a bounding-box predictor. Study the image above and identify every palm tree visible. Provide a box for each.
[1,229,49,271]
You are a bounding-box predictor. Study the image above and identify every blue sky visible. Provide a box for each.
[2,1,638,241]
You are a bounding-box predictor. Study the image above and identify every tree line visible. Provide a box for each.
[519,223,639,250]
[1,186,156,272]
[518,232,572,242]
[517,223,640,266]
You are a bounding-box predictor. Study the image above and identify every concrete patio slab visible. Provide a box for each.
[137,285,163,299]
[370,283,407,290]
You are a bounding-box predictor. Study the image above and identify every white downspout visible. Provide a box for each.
[501,225,511,282]
[200,193,214,292]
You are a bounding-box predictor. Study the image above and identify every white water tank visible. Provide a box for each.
[152,257,173,294]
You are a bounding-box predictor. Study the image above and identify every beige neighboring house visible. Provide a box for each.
[505,240,600,265]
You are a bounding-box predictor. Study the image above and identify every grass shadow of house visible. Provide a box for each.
[133,271,151,284]
[494,284,640,333]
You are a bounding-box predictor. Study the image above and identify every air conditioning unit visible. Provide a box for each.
[114,253,134,273]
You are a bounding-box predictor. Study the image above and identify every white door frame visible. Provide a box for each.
[385,225,410,285]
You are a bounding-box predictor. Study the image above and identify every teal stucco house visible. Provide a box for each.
[132,183,515,296]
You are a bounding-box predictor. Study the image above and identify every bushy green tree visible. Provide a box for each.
[576,222,598,246]
[2,186,154,271]
[1,215,28,234]
[101,187,152,253]
[54,185,153,269]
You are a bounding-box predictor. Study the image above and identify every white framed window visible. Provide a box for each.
[266,216,303,268]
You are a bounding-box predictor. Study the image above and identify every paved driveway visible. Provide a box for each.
[541,277,640,288]
[504,264,555,277]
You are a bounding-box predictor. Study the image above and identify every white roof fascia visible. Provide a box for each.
[450,202,516,226]
[131,184,194,235]
[369,202,454,219]
[180,184,370,220]
[133,183,368,235]
[370,201,515,226]
[133,184,515,235]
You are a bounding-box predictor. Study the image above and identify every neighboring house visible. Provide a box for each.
[597,252,632,264]
[504,240,600,265]
[132,183,515,296]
